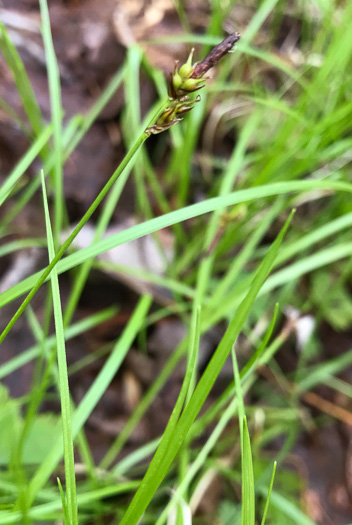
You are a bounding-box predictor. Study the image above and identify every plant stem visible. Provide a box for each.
[0,131,149,344]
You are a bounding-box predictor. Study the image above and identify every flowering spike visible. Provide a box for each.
[146,33,240,135]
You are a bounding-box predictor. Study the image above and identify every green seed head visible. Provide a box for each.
[182,78,204,91]
[156,105,177,125]
[172,72,183,90]
[179,48,195,79]
[179,63,193,79]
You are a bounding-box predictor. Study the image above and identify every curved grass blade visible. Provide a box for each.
[241,416,255,525]
[26,295,151,506]
[119,210,295,525]
[260,461,277,525]
[41,172,78,525]
[1,180,351,313]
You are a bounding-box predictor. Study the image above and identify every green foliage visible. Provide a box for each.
[41,170,78,524]
[0,22,45,139]
[0,384,60,465]
[241,417,255,525]
[1,0,352,523]
[311,270,352,330]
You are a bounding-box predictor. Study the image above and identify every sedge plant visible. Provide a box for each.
[2,2,352,524]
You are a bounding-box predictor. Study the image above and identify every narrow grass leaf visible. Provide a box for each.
[266,490,315,525]
[242,0,280,44]
[210,199,284,308]
[119,210,295,525]
[0,483,140,524]
[205,111,261,249]
[232,345,245,442]
[0,129,149,342]
[0,65,124,234]
[241,416,255,525]
[94,260,195,299]
[0,125,52,207]
[0,238,47,257]
[39,0,64,243]
[116,305,200,516]
[65,67,125,157]
[275,210,352,266]
[0,306,117,379]
[155,381,254,525]
[209,242,352,327]
[26,295,151,505]
[296,348,352,394]
[99,341,187,470]
[260,461,277,525]
[262,242,352,295]
[113,438,160,477]
[232,344,255,525]
[40,171,78,525]
[240,303,279,381]
[185,305,201,405]
[1,180,351,314]
[0,22,45,138]
[56,478,69,524]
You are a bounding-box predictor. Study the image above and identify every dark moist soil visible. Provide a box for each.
[1,2,352,523]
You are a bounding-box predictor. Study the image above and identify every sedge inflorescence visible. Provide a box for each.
[146,32,240,135]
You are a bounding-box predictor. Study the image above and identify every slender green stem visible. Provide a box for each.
[0,131,149,344]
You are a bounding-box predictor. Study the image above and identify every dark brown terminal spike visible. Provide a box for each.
[190,32,241,79]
